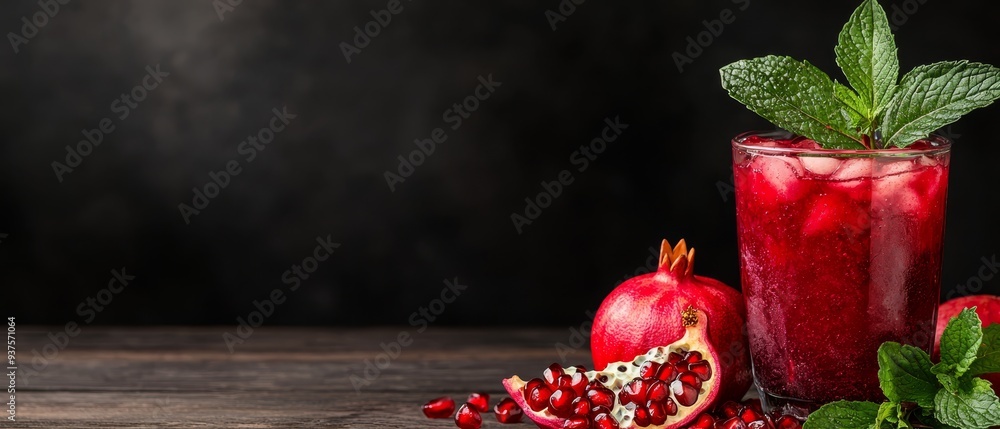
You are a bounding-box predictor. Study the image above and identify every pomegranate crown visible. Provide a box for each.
[658,239,696,277]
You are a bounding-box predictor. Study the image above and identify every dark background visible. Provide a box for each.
[2,0,999,327]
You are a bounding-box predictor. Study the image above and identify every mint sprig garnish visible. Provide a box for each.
[804,307,1000,429]
[721,0,1000,149]
[720,56,862,149]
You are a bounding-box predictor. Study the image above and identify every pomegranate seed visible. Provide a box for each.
[422,396,456,418]
[587,386,616,408]
[683,351,703,363]
[748,421,770,429]
[526,385,552,412]
[688,360,713,381]
[633,406,651,427]
[455,404,482,429]
[646,380,668,403]
[544,363,564,388]
[525,378,545,396]
[549,387,577,417]
[689,413,716,428]
[639,360,661,379]
[667,352,684,364]
[621,378,648,404]
[647,401,667,425]
[589,405,612,418]
[774,415,802,429]
[655,364,678,382]
[466,392,489,412]
[740,406,762,423]
[493,397,523,423]
[719,401,742,418]
[742,398,764,414]
[562,416,589,429]
[678,371,703,390]
[670,379,699,407]
[719,416,749,429]
[570,397,591,417]
[664,397,678,416]
[558,374,574,388]
[568,372,588,396]
[593,412,620,429]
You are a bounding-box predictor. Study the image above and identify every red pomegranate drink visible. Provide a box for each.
[732,131,951,405]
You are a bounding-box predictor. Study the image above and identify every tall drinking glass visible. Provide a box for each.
[731,131,951,409]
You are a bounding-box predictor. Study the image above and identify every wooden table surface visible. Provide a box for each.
[9,326,590,428]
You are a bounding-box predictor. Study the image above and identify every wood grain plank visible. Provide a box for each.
[9,326,591,427]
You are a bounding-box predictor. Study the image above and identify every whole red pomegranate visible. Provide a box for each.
[934,295,1000,389]
[591,239,751,402]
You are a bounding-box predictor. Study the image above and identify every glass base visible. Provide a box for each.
[755,383,815,421]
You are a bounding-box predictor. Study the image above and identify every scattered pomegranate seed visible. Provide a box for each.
[773,415,803,429]
[719,401,742,418]
[455,404,482,429]
[466,392,489,412]
[493,397,522,423]
[719,416,749,429]
[421,396,455,418]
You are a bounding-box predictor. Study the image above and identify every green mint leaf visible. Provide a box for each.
[882,61,1000,147]
[933,308,984,379]
[721,56,866,149]
[834,82,869,130]
[878,342,938,408]
[874,401,898,428]
[934,377,1000,429]
[834,0,899,126]
[968,323,1000,378]
[937,372,960,394]
[803,400,880,429]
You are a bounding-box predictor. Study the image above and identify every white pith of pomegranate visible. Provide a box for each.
[591,239,752,403]
[503,308,721,428]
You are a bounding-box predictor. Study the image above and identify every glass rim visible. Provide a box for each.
[732,130,952,157]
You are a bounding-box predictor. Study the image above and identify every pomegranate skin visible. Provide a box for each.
[590,240,752,402]
[934,295,1000,389]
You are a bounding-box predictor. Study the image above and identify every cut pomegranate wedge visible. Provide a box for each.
[504,307,722,428]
